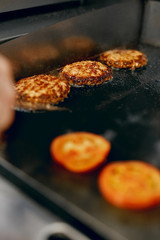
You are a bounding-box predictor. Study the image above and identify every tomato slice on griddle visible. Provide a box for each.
[98,160,160,210]
[50,132,111,173]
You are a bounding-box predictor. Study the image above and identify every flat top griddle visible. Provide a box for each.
[0,44,160,240]
[0,1,160,240]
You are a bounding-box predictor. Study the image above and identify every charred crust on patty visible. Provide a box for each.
[15,74,70,106]
[99,49,148,70]
[60,60,112,86]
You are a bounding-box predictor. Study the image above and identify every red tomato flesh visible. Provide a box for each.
[50,132,111,173]
[98,161,160,210]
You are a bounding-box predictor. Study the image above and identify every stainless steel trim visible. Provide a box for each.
[36,222,91,240]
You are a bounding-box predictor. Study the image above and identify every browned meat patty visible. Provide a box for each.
[99,49,148,70]
[60,60,112,86]
[15,74,70,109]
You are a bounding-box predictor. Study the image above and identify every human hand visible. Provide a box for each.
[0,55,15,133]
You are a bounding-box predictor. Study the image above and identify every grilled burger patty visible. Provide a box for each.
[99,49,148,70]
[15,74,70,105]
[60,60,112,86]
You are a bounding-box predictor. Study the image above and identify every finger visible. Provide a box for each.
[0,101,15,132]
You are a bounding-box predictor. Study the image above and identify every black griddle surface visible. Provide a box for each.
[1,44,160,240]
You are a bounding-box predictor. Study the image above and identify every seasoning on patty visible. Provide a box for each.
[99,49,148,70]
[15,74,70,110]
[60,60,112,86]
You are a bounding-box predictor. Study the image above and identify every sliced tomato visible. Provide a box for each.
[98,161,160,210]
[50,132,111,173]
